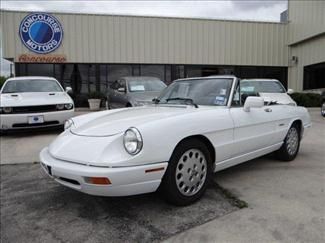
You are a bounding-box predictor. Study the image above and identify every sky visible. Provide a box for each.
[0,0,288,76]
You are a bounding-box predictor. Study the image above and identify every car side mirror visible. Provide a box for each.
[243,97,264,112]
[117,87,126,93]
[65,87,73,94]
[287,88,294,94]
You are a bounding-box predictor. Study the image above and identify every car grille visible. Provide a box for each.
[12,105,58,114]
[12,121,60,128]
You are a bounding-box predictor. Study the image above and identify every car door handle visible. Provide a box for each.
[264,108,272,112]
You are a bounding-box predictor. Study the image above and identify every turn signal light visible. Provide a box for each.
[85,177,111,185]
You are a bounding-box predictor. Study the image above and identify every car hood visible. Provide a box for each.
[259,93,296,105]
[0,92,73,107]
[128,91,161,102]
[71,105,198,136]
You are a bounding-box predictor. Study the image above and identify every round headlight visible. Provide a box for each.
[64,119,74,130]
[56,104,64,110]
[64,103,74,110]
[3,107,12,113]
[123,127,143,155]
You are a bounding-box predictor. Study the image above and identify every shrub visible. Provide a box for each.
[0,76,8,89]
[88,91,106,99]
[289,92,321,107]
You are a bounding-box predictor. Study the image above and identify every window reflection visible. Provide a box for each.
[108,65,132,85]
[78,64,96,94]
[140,65,165,81]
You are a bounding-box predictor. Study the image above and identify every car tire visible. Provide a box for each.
[126,103,132,107]
[160,138,212,206]
[276,124,300,162]
[321,102,325,117]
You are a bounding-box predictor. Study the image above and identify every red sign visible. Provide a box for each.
[18,54,67,63]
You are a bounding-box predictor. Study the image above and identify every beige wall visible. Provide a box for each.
[288,34,325,91]
[287,0,325,91]
[1,10,288,66]
[288,0,325,44]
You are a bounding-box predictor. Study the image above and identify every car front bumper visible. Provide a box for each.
[0,110,74,130]
[39,147,168,197]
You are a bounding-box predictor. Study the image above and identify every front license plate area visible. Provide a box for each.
[28,115,44,124]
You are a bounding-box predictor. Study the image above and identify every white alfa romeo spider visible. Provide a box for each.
[40,76,311,205]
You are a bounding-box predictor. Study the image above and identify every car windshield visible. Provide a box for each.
[128,79,167,92]
[241,80,286,93]
[157,78,233,106]
[1,79,63,93]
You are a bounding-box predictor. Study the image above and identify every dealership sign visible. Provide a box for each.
[19,13,63,54]
[18,54,67,63]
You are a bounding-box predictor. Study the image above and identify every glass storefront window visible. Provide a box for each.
[175,65,185,79]
[132,65,141,76]
[186,66,202,77]
[15,63,27,76]
[99,65,108,93]
[57,64,74,89]
[27,64,54,77]
[165,65,172,84]
[108,65,132,86]
[140,65,165,81]
[78,64,96,94]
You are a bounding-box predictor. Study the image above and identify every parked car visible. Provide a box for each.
[240,79,296,105]
[106,76,166,109]
[0,76,74,132]
[40,76,311,205]
[321,91,325,117]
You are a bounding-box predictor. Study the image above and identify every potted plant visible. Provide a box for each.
[88,91,105,111]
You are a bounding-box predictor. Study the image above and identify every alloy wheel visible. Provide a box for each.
[175,149,207,196]
[286,127,299,156]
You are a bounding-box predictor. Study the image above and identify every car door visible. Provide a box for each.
[107,81,119,109]
[108,80,128,108]
[113,79,128,108]
[229,84,277,156]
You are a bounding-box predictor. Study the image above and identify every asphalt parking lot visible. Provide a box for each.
[1,109,324,242]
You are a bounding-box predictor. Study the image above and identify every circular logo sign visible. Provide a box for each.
[19,13,63,54]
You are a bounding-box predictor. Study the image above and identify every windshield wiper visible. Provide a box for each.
[166,97,198,108]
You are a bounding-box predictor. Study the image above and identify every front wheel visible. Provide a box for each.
[160,139,212,206]
[321,102,325,117]
[276,124,300,161]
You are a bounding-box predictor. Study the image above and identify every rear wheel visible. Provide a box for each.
[321,102,325,117]
[160,139,212,206]
[276,124,300,161]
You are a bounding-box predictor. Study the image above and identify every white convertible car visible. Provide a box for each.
[0,76,74,132]
[40,76,311,205]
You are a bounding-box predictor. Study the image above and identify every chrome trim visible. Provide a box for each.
[227,77,239,108]
[47,150,167,168]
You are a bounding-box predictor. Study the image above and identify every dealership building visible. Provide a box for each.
[1,0,324,106]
